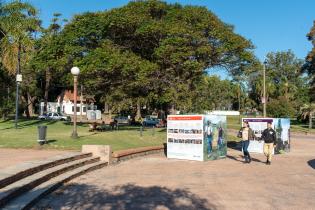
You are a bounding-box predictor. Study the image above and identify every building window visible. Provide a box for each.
[83,107,87,112]
[77,107,80,112]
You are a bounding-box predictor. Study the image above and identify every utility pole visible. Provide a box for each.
[238,84,241,124]
[263,61,267,118]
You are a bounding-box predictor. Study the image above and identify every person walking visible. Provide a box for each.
[238,122,255,163]
[261,122,277,165]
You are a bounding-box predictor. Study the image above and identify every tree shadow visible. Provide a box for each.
[158,128,166,132]
[78,132,99,138]
[0,119,60,130]
[308,159,315,169]
[227,141,242,151]
[0,119,11,124]
[35,183,218,210]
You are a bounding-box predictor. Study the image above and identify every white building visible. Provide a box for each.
[42,90,96,116]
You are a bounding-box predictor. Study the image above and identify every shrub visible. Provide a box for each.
[267,97,296,118]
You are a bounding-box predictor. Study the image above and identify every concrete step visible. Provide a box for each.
[5,161,107,210]
[0,156,100,208]
[0,152,92,189]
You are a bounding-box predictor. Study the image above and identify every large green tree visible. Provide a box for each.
[0,1,40,74]
[47,0,255,115]
[31,13,68,111]
[0,1,40,117]
[305,20,315,101]
[193,75,240,113]
[247,51,309,117]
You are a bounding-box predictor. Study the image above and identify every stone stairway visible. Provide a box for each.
[0,152,107,210]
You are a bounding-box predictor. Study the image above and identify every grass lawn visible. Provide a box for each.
[0,119,166,151]
[0,118,240,151]
[4,114,310,151]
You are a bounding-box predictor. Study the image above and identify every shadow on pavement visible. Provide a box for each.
[34,183,218,210]
[308,159,315,169]
[226,154,264,164]
[227,141,242,151]
[226,155,243,163]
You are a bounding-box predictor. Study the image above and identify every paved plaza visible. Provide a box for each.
[31,135,315,210]
[0,148,68,169]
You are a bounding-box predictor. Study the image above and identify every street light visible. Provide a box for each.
[71,66,80,139]
[262,61,267,118]
[15,44,21,129]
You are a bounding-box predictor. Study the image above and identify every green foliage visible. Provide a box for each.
[267,97,296,118]
[305,21,315,101]
[52,0,255,114]
[0,65,14,118]
[247,50,309,115]
[192,75,239,113]
[0,0,40,74]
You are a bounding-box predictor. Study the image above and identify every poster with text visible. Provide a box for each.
[167,115,204,161]
[242,118,290,154]
[204,115,227,160]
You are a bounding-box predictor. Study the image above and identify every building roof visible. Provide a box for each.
[57,90,95,103]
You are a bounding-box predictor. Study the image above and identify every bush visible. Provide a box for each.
[267,97,296,118]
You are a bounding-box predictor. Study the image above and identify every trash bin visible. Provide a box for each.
[38,125,47,145]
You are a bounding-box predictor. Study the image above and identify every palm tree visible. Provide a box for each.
[300,103,315,129]
[0,1,40,73]
[0,1,40,126]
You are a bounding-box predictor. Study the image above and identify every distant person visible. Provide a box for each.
[205,121,213,156]
[261,122,277,165]
[238,122,255,163]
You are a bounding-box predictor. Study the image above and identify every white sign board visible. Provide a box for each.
[243,118,274,154]
[167,115,204,161]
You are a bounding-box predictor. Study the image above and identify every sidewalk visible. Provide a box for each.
[0,148,69,169]
[34,135,315,210]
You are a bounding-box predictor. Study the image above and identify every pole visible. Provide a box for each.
[15,43,21,129]
[263,62,266,118]
[72,75,78,138]
[238,84,241,124]
[80,85,83,122]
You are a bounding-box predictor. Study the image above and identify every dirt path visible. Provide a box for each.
[34,136,315,210]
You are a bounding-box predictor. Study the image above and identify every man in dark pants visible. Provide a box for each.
[261,122,277,165]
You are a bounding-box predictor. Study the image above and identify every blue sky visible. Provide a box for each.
[27,0,314,78]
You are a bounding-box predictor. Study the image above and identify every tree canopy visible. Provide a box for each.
[0,0,313,119]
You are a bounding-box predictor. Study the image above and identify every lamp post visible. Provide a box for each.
[262,61,267,118]
[71,67,80,139]
[15,44,21,129]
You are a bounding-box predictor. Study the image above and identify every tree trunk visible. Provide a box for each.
[27,92,34,117]
[136,100,141,120]
[104,102,109,113]
[44,67,51,112]
[108,104,112,120]
[170,104,176,115]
